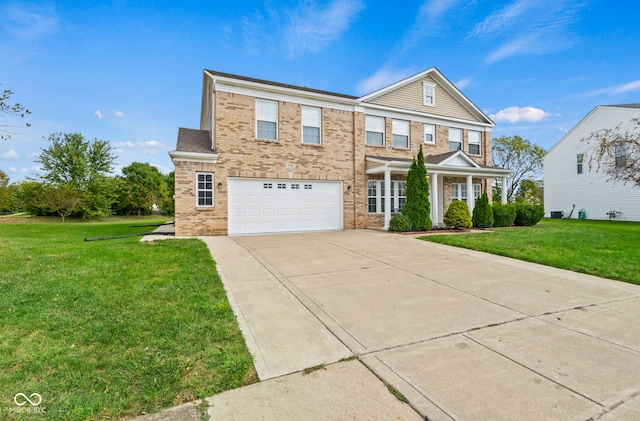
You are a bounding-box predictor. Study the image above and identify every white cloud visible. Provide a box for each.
[2,149,19,160]
[356,67,414,95]
[115,111,124,117]
[613,80,640,94]
[94,110,104,120]
[285,0,364,57]
[9,167,17,173]
[454,77,472,89]
[490,106,550,123]
[137,140,166,155]
[0,3,58,39]
[471,0,585,64]
[113,141,134,148]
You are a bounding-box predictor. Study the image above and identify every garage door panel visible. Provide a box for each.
[228,178,343,235]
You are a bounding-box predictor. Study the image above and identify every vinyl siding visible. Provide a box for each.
[544,106,640,221]
[366,76,477,121]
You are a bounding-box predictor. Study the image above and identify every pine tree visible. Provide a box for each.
[402,144,432,230]
[472,191,494,228]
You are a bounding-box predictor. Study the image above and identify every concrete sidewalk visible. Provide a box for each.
[136,229,640,421]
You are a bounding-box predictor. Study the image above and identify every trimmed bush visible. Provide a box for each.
[444,200,472,228]
[472,192,494,228]
[514,203,545,226]
[389,214,413,232]
[492,203,516,227]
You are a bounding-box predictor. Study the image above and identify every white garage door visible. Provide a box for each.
[228,178,343,235]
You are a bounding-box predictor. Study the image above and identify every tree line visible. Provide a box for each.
[0,133,174,222]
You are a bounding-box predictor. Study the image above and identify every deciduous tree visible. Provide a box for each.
[117,162,167,216]
[1,85,31,140]
[492,135,545,201]
[35,184,85,223]
[586,117,640,186]
[36,132,117,217]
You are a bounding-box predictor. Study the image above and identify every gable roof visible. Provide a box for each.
[357,67,494,126]
[545,104,640,157]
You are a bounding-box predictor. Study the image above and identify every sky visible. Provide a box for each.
[1,0,639,182]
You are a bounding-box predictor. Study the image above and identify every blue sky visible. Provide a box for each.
[1,0,639,182]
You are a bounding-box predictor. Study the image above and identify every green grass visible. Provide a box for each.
[0,220,256,420]
[420,218,640,285]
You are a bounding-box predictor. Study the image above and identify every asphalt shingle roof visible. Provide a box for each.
[176,128,214,153]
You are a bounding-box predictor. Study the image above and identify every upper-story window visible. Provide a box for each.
[366,115,384,146]
[577,153,584,174]
[392,119,409,148]
[302,106,321,145]
[468,131,481,155]
[449,127,462,151]
[256,99,278,140]
[423,82,435,106]
[424,124,435,144]
[615,144,627,168]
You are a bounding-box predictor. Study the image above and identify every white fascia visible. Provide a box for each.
[169,150,219,164]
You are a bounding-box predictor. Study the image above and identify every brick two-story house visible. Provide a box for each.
[170,68,512,235]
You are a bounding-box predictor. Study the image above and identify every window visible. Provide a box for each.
[302,106,321,144]
[263,183,272,189]
[468,131,481,155]
[424,123,435,144]
[278,183,286,189]
[577,153,584,174]
[452,183,481,202]
[196,173,214,206]
[366,115,385,146]
[423,82,435,106]
[304,184,313,190]
[392,119,409,148]
[615,144,627,168]
[291,184,300,189]
[256,99,277,140]
[367,180,407,213]
[449,128,462,151]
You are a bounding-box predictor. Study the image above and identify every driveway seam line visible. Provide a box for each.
[462,333,604,408]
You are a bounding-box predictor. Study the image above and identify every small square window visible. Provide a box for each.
[263,183,272,189]
[278,183,286,189]
[291,184,300,189]
[304,184,313,190]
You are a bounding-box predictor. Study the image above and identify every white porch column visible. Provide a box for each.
[383,169,391,230]
[430,172,439,225]
[466,175,475,214]
[501,177,508,204]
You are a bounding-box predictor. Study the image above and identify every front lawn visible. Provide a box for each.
[0,220,256,420]
[420,218,640,285]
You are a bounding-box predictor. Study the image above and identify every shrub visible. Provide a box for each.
[514,203,545,226]
[444,200,472,229]
[472,192,494,228]
[492,203,516,227]
[389,214,413,232]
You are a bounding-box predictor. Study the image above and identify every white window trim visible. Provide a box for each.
[392,119,410,149]
[468,130,481,155]
[256,98,278,141]
[302,105,322,145]
[196,172,214,207]
[424,123,435,145]
[423,82,435,107]
[452,183,481,202]
[367,180,407,214]
[365,115,385,146]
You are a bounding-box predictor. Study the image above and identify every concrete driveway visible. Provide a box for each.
[202,230,640,420]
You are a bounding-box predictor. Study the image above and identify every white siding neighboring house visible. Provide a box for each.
[544,104,640,221]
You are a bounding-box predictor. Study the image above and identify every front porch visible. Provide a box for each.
[366,152,513,229]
